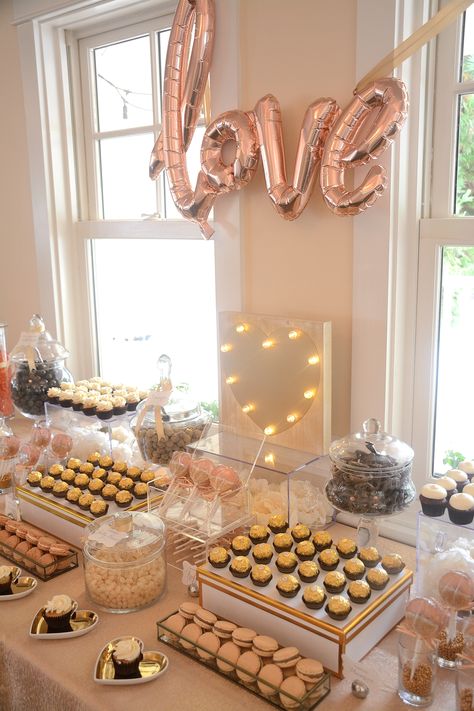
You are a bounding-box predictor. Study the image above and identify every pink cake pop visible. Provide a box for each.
[169,451,192,480]
[30,425,51,449]
[18,443,41,468]
[209,464,241,493]
[0,435,20,459]
[439,571,474,611]
[404,597,449,640]
[189,458,215,487]
[51,433,73,459]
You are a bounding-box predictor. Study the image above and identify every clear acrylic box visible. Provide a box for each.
[189,425,332,528]
[416,511,474,598]
[44,402,140,462]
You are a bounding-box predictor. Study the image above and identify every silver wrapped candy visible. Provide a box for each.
[351,679,369,698]
[188,581,199,597]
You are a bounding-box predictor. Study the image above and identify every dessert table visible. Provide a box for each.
[0,523,458,711]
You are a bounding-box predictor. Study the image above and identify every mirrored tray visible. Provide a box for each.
[30,608,99,639]
[94,636,168,685]
[157,611,330,710]
[0,569,37,600]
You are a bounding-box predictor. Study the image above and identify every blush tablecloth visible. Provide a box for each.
[0,522,458,711]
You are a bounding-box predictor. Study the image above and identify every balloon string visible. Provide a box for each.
[355,0,473,93]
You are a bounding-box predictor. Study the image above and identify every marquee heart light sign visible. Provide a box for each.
[150,0,408,238]
[220,322,320,437]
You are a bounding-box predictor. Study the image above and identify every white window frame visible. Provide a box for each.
[12,0,241,394]
[412,3,474,487]
[353,0,474,544]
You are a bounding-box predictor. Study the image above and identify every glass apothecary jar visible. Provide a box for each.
[133,396,212,466]
[326,417,415,517]
[10,315,73,418]
[83,510,166,613]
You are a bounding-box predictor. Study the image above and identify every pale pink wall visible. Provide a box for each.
[0,0,356,437]
[0,0,40,350]
[239,0,356,437]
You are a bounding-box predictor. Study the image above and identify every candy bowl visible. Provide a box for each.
[83,511,166,613]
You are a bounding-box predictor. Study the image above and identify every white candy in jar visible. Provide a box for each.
[85,548,166,610]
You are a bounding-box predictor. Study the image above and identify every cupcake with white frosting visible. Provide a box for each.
[126,391,140,411]
[429,476,457,498]
[72,390,84,411]
[458,461,474,480]
[112,396,127,416]
[446,468,468,492]
[0,565,19,595]
[463,482,474,498]
[419,483,447,517]
[447,492,474,525]
[96,400,113,420]
[42,594,77,632]
[58,389,74,408]
[83,396,99,416]
[112,638,144,679]
[47,387,61,404]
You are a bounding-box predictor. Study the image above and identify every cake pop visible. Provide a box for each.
[189,458,215,487]
[439,571,474,611]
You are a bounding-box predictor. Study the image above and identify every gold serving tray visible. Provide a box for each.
[30,607,99,639]
[157,611,330,710]
[0,567,37,600]
[95,636,168,685]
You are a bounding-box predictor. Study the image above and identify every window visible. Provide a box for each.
[75,16,217,402]
[13,1,241,413]
[413,4,474,483]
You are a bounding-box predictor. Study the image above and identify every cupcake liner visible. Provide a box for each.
[299,573,319,583]
[303,597,326,610]
[0,573,14,595]
[250,575,272,587]
[43,602,77,633]
[96,411,113,420]
[348,591,371,604]
[112,652,143,679]
[447,506,474,525]
[277,586,300,598]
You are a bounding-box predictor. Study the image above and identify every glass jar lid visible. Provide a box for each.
[329,417,414,475]
[83,511,165,566]
[10,315,69,363]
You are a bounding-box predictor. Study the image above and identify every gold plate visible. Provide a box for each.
[0,570,37,600]
[94,637,168,685]
[30,608,99,639]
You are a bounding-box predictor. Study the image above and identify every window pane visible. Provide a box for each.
[94,36,153,132]
[92,239,218,405]
[455,93,474,215]
[433,247,474,472]
[99,133,157,218]
[461,6,474,82]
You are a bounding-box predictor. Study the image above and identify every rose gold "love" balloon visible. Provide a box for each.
[150,0,408,238]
